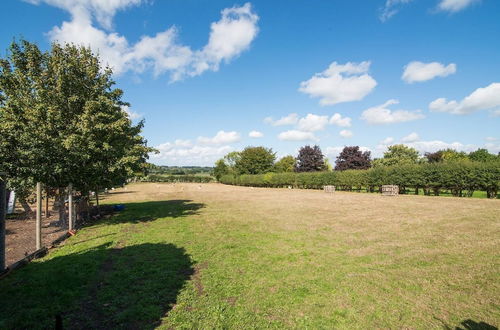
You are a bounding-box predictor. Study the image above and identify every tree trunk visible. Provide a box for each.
[45,188,50,218]
[19,198,32,214]
[56,189,66,227]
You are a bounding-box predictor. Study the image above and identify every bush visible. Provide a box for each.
[141,174,213,183]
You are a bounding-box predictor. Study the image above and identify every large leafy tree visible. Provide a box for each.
[0,40,153,215]
[274,155,296,173]
[295,145,325,172]
[213,159,229,181]
[235,146,276,175]
[468,148,497,162]
[374,144,419,167]
[334,146,371,171]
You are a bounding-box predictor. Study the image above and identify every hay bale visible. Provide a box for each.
[323,185,335,193]
[381,185,399,196]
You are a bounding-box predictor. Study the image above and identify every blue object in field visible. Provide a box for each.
[114,204,125,211]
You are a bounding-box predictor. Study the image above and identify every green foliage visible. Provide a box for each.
[235,146,276,175]
[220,161,500,198]
[213,159,229,181]
[274,155,296,173]
[441,148,468,162]
[468,148,497,162]
[0,40,153,198]
[375,144,419,167]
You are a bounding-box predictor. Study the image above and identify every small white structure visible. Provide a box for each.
[381,185,399,196]
[323,185,335,193]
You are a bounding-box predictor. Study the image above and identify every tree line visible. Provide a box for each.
[213,144,500,198]
[0,40,153,218]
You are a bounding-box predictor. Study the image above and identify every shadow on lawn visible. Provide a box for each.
[0,243,194,329]
[103,200,205,224]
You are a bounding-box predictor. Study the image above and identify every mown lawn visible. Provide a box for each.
[0,183,498,329]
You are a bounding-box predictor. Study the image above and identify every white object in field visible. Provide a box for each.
[323,185,335,193]
[288,186,292,189]
[381,185,399,196]
[7,191,16,214]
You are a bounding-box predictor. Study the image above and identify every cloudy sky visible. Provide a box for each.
[2,0,499,165]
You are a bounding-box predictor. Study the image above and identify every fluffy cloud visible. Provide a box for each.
[404,140,476,154]
[402,61,456,83]
[151,142,234,166]
[249,130,263,138]
[361,99,425,124]
[297,114,329,132]
[264,113,299,126]
[278,130,318,142]
[437,0,479,12]
[380,137,395,145]
[379,0,413,22]
[197,131,241,145]
[121,105,141,120]
[299,61,377,106]
[339,130,353,138]
[31,1,259,80]
[429,82,500,115]
[401,132,419,143]
[329,113,352,127]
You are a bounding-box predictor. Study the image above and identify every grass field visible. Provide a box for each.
[1,183,499,329]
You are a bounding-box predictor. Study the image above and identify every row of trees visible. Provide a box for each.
[214,144,499,180]
[0,40,153,217]
[220,161,500,198]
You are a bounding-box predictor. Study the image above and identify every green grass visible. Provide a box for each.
[0,183,498,329]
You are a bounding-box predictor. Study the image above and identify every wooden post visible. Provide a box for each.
[0,173,6,271]
[45,188,50,218]
[68,183,73,231]
[36,182,42,250]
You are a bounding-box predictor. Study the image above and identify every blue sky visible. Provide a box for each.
[2,0,499,165]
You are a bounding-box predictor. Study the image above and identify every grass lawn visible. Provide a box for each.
[1,183,499,329]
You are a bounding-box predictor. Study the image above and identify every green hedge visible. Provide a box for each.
[220,161,500,198]
[140,174,214,183]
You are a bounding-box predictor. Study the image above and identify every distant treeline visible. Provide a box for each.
[146,165,213,176]
[220,161,500,198]
[140,174,214,183]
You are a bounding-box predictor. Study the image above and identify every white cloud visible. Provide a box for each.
[490,109,500,117]
[379,0,413,22]
[404,140,476,154]
[485,137,498,142]
[402,61,456,83]
[485,142,500,154]
[151,142,234,166]
[278,130,318,142]
[339,130,353,138]
[264,113,299,126]
[299,61,377,106]
[32,1,259,80]
[361,99,425,124]
[380,137,395,145]
[429,82,500,115]
[437,0,480,12]
[249,130,263,138]
[297,114,329,132]
[401,132,420,143]
[329,113,352,127]
[197,131,241,145]
[121,105,141,120]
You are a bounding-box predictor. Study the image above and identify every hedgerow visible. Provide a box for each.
[219,161,500,198]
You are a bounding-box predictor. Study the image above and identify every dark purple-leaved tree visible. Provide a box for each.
[334,146,371,171]
[295,145,325,172]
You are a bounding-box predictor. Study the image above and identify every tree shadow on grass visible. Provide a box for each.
[103,200,205,224]
[455,320,497,330]
[0,242,194,329]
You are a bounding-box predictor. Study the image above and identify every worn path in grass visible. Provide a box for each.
[0,183,499,329]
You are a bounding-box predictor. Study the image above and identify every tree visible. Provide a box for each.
[274,155,296,173]
[374,144,419,167]
[334,146,371,171]
[295,145,325,172]
[425,151,443,163]
[213,159,229,180]
[235,147,276,174]
[469,148,497,162]
[224,151,241,168]
[0,40,153,218]
[441,149,468,162]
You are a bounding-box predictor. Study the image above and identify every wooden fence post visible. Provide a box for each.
[0,173,6,272]
[36,182,42,250]
[68,183,73,232]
